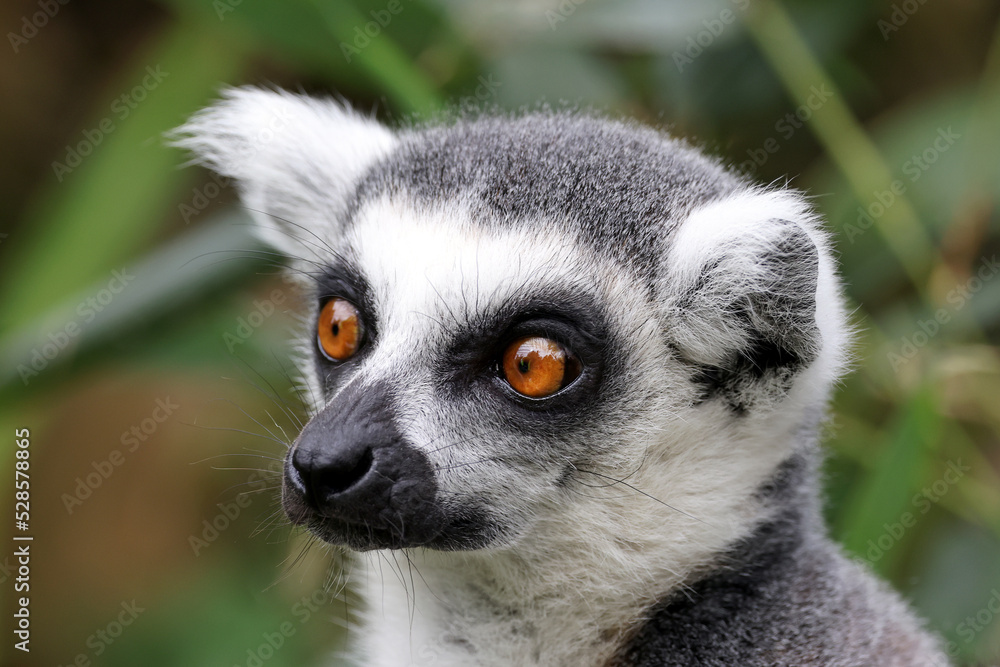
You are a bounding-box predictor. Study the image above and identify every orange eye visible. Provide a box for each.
[317,298,362,361]
[502,337,580,398]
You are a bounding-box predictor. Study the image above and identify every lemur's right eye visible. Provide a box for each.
[502,336,581,398]
[317,298,362,361]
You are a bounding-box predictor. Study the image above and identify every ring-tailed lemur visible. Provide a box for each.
[175,87,950,666]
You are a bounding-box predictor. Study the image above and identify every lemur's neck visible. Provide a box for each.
[610,455,816,666]
[607,448,949,667]
[355,449,822,667]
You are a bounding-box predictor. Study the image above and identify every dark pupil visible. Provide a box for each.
[331,322,340,337]
[518,358,530,374]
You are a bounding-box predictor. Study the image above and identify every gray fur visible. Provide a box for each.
[614,442,946,666]
[351,112,742,285]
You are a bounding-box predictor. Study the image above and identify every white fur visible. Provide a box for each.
[171,86,395,256]
[664,188,851,406]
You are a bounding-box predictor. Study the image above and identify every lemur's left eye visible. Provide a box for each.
[502,336,581,398]
[317,298,362,361]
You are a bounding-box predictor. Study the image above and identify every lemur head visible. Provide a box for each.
[177,88,849,557]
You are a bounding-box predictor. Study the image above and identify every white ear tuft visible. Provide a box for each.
[663,188,849,406]
[172,86,396,255]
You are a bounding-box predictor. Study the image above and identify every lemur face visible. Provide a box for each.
[283,197,672,551]
[176,89,848,555]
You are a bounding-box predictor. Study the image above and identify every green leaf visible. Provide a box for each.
[0,213,264,398]
[0,17,250,333]
[834,386,942,576]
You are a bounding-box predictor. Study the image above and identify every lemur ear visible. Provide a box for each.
[663,190,832,410]
[172,86,396,255]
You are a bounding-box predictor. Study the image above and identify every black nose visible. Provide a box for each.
[283,380,442,549]
[287,384,390,515]
[291,437,374,508]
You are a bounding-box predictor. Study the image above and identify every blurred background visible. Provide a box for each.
[1,0,999,665]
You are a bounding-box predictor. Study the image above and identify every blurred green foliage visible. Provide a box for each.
[1,0,998,665]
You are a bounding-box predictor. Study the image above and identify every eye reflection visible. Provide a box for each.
[317,298,362,361]
[502,336,580,398]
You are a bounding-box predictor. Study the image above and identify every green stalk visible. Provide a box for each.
[0,18,250,332]
[744,0,939,293]
[309,0,442,115]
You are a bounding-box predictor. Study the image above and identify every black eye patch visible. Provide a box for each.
[435,290,609,419]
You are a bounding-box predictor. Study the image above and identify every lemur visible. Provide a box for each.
[176,87,950,666]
